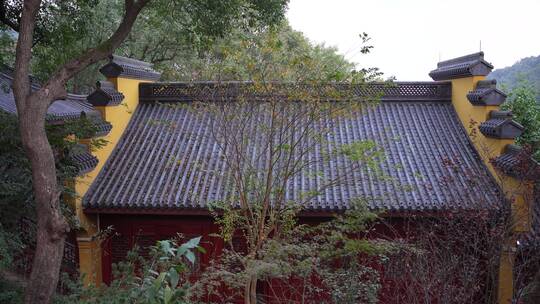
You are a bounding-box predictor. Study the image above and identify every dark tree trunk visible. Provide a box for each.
[12,1,150,303]
[12,1,66,301]
[18,95,69,304]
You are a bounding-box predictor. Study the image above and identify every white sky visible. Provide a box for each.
[287,0,540,80]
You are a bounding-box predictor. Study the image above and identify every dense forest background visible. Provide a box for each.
[489,54,540,101]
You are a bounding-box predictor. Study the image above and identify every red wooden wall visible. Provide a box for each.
[100,214,222,284]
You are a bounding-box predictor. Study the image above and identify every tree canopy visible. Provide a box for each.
[0,1,365,93]
[501,82,540,160]
[489,54,540,101]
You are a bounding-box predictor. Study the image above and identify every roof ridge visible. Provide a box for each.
[437,52,490,68]
[139,81,453,103]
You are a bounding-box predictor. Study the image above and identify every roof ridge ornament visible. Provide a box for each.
[493,144,540,180]
[429,52,494,81]
[479,110,524,139]
[99,55,161,81]
[466,79,507,105]
[87,80,125,106]
[67,144,98,176]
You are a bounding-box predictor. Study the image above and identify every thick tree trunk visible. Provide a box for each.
[11,0,67,301]
[11,1,149,302]
[18,97,69,303]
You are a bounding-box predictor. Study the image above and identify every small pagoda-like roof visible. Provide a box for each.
[467,79,507,106]
[493,144,540,180]
[99,55,161,81]
[479,110,524,139]
[429,52,494,81]
[87,81,125,106]
[67,144,99,175]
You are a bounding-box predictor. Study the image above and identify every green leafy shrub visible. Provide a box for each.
[501,82,540,160]
[55,236,202,304]
[0,278,23,304]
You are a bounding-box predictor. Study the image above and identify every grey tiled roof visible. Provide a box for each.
[99,55,161,81]
[67,144,98,175]
[479,111,524,139]
[493,145,540,180]
[83,82,501,213]
[467,79,507,106]
[0,69,97,121]
[0,68,111,138]
[429,52,494,81]
[0,67,107,174]
[87,81,125,106]
[93,120,113,137]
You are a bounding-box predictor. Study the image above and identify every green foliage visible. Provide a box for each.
[199,200,396,303]
[0,111,104,269]
[0,237,202,304]
[0,3,359,93]
[0,112,34,270]
[0,29,15,66]
[500,82,540,160]
[0,0,290,93]
[340,140,386,171]
[0,278,23,304]
[55,237,202,304]
[489,55,540,101]
[166,22,359,82]
[0,111,33,215]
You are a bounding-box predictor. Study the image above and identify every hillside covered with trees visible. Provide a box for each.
[489,55,540,101]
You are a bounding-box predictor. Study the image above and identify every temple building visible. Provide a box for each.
[1,52,538,303]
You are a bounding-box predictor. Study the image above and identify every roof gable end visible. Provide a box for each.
[99,55,161,81]
[429,52,494,81]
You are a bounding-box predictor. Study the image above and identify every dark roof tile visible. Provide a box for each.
[0,68,96,120]
[493,144,540,180]
[92,119,112,137]
[0,69,110,137]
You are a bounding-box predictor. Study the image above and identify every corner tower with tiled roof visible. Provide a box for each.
[75,55,160,286]
[430,51,534,304]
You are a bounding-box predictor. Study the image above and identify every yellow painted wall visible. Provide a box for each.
[498,247,516,304]
[450,76,511,174]
[75,77,151,286]
[450,76,532,304]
